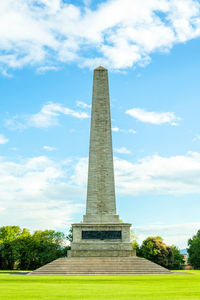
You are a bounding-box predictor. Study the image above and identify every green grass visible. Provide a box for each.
[0,270,200,299]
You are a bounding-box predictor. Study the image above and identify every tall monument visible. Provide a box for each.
[84,66,117,223]
[31,67,171,274]
[69,66,135,257]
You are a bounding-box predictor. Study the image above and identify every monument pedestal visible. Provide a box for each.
[69,222,135,257]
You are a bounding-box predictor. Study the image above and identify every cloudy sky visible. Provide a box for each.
[1,0,200,248]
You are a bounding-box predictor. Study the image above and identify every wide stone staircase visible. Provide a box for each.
[30,256,171,275]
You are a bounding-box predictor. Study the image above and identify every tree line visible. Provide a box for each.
[0,226,70,270]
[135,236,184,270]
[0,225,200,270]
[134,230,200,270]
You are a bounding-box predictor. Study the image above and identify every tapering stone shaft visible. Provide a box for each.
[83,66,119,223]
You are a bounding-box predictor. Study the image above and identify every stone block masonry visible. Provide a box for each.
[70,66,135,257]
[84,66,118,223]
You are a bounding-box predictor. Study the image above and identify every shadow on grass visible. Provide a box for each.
[0,270,30,275]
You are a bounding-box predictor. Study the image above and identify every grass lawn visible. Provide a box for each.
[0,270,200,299]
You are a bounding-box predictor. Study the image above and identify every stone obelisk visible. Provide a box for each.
[84,66,118,223]
[69,66,134,257]
[31,67,172,274]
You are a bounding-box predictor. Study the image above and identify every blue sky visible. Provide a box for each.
[1,0,200,248]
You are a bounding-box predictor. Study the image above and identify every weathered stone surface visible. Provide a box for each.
[70,222,134,256]
[31,257,172,275]
[72,223,132,243]
[71,67,134,257]
[68,250,136,257]
[83,67,118,223]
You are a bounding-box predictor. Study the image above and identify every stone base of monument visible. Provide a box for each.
[30,256,172,275]
[69,222,135,257]
[30,222,172,275]
[68,250,135,257]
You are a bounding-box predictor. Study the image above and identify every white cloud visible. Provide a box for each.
[2,152,200,240]
[0,0,200,72]
[30,102,90,127]
[128,129,137,134]
[115,152,200,195]
[115,147,131,154]
[1,70,13,78]
[71,157,89,187]
[6,102,90,129]
[112,127,120,132]
[76,101,91,109]
[0,155,84,230]
[112,127,136,133]
[193,134,200,141]
[135,222,200,248]
[43,145,56,151]
[37,65,59,73]
[0,134,8,144]
[71,152,200,196]
[0,206,5,212]
[126,108,181,125]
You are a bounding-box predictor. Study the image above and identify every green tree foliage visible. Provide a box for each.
[137,236,184,269]
[66,227,73,243]
[17,230,67,270]
[171,246,185,270]
[0,226,30,269]
[188,230,200,269]
[130,228,138,250]
[137,236,171,268]
[0,226,68,270]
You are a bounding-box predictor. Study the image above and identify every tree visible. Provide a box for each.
[0,226,30,269]
[0,226,69,270]
[170,246,184,270]
[130,228,138,250]
[137,236,184,269]
[17,230,67,270]
[188,230,200,269]
[66,227,73,243]
[138,236,173,268]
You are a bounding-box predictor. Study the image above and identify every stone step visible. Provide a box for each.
[33,270,169,274]
[34,269,168,273]
[42,257,159,262]
[37,265,164,268]
[43,258,159,262]
[36,263,166,268]
[39,263,165,267]
[31,271,171,275]
[30,256,171,275]
[37,261,166,267]
[32,268,169,272]
[54,261,163,266]
[31,272,171,275]
[41,266,164,269]
[39,261,164,267]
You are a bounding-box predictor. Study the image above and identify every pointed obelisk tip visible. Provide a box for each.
[94,66,107,71]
